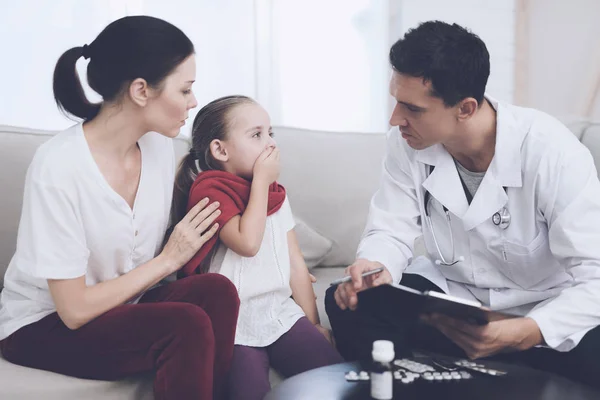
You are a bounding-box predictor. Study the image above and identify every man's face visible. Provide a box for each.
[388,71,459,150]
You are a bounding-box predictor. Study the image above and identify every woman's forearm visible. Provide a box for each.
[49,253,176,330]
[51,196,222,330]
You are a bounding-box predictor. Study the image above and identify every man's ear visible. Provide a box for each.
[457,97,479,121]
[128,78,150,107]
[210,139,228,162]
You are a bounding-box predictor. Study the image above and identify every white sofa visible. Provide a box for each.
[0,123,388,399]
[0,119,599,399]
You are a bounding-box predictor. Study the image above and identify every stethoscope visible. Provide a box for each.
[424,165,511,266]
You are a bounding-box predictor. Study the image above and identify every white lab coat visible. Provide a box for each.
[357,96,600,351]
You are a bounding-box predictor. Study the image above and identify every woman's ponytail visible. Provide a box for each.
[52,46,100,121]
[53,16,195,122]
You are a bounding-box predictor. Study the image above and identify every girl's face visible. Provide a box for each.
[217,102,275,180]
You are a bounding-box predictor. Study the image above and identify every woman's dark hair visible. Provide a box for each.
[168,95,255,244]
[53,15,194,121]
[389,20,490,107]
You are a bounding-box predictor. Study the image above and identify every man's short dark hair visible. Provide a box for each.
[389,21,490,107]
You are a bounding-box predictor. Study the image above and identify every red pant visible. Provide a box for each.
[0,274,240,400]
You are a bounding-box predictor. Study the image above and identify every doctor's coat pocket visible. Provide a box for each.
[501,229,559,289]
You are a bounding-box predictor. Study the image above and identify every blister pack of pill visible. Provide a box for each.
[345,358,478,384]
[454,360,507,377]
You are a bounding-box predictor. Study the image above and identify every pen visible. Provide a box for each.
[329,267,385,286]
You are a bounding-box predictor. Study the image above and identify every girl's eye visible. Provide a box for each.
[183,89,192,95]
[269,131,275,137]
[253,132,261,138]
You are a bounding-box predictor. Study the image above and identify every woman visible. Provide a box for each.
[0,16,238,400]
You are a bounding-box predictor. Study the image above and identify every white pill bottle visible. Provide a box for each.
[370,340,394,400]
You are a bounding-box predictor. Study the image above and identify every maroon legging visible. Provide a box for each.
[0,274,240,400]
[227,316,344,400]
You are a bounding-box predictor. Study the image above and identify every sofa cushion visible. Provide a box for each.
[0,356,153,400]
[0,350,284,399]
[0,127,54,289]
[293,217,333,268]
[294,217,333,268]
[580,123,600,174]
[273,126,387,267]
[560,117,590,141]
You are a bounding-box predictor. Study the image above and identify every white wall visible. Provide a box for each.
[267,0,391,133]
[398,0,516,103]
[0,0,256,131]
[0,1,518,132]
[516,0,600,120]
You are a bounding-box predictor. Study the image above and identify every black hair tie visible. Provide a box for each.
[82,44,91,60]
[189,149,198,160]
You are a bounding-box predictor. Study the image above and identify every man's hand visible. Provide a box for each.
[333,259,392,311]
[421,314,543,359]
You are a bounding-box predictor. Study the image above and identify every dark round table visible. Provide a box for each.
[265,359,600,400]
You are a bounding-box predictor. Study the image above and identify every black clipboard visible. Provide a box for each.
[358,284,519,325]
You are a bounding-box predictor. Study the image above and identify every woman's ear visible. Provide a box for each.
[210,139,229,162]
[129,78,150,107]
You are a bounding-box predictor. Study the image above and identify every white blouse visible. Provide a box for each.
[0,124,175,340]
[210,196,305,347]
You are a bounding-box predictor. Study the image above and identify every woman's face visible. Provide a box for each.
[144,55,198,138]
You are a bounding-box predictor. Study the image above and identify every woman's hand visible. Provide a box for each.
[161,198,221,273]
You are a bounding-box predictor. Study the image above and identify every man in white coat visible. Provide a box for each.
[325,20,600,388]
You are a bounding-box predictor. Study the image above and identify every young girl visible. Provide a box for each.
[172,95,343,400]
